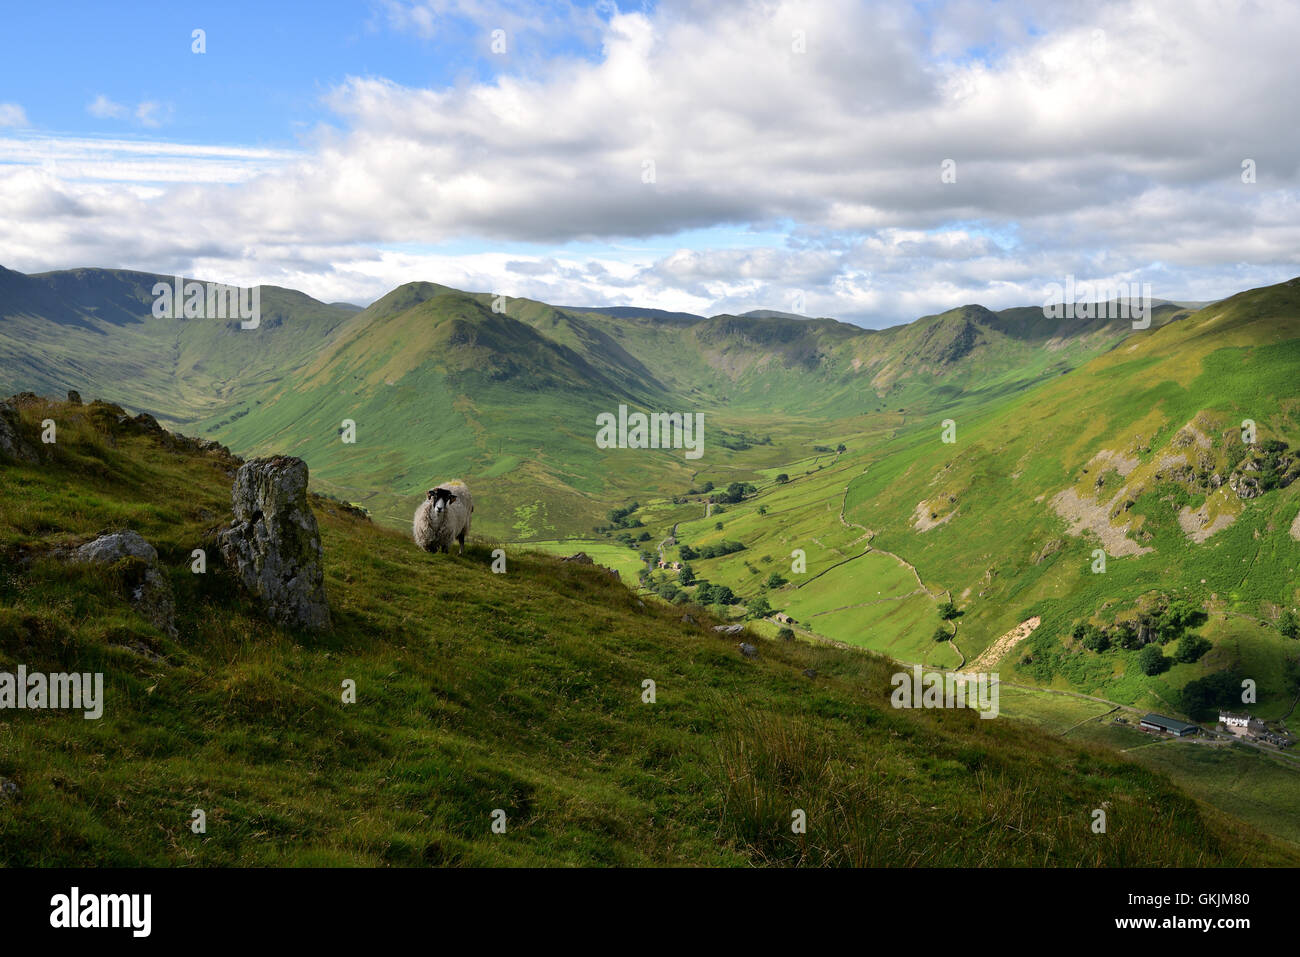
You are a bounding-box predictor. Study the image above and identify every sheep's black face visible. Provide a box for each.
[429,488,457,516]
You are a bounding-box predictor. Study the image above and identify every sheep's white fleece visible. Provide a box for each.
[413,480,474,554]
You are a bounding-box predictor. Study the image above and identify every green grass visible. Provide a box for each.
[2,397,1297,865]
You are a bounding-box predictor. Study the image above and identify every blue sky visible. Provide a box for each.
[1,0,1297,326]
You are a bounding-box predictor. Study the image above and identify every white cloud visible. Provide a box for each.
[134,101,165,128]
[0,103,28,128]
[1,0,1298,325]
[87,95,127,119]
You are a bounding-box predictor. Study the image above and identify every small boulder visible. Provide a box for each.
[713,623,744,635]
[802,668,818,679]
[218,456,330,631]
[73,531,176,637]
[0,776,20,803]
[739,642,759,659]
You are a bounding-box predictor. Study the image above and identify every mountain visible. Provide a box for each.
[0,265,1177,532]
[1,395,1293,866]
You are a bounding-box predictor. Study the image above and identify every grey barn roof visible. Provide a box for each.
[1140,713,1198,734]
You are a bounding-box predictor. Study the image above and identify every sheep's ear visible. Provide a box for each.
[427,489,436,499]
[446,494,457,504]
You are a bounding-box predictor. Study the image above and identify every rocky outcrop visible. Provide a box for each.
[73,530,177,637]
[0,400,37,463]
[218,456,330,631]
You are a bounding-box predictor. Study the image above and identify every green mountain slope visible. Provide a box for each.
[1,395,1295,866]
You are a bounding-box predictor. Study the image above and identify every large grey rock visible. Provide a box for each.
[218,456,330,631]
[0,400,36,464]
[74,530,176,637]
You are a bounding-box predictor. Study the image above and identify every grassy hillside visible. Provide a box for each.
[2,395,1295,866]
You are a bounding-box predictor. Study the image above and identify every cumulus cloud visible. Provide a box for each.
[1,0,1298,325]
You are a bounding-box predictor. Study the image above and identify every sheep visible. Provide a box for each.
[413,480,474,555]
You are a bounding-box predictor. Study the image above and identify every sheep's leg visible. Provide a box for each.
[457,529,467,555]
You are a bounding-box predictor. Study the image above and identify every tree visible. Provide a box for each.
[714,521,724,530]
[933,627,950,642]
[765,571,787,589]
[1280,610,1299,640]
[1181,670,1246,720]
[1159,599,1207,641]
[1174,634,1211,664]
[655,582,682,603]
[937,601,960,620]
[836,443,846,452]
[775,474,789,484]
[746,595,771,619]
[678,563,695,585]
[678,544,697,561]
[1138,644,1169,676]
[1082,626,1110,653]
[777,627,795,641]
[713,584,737,605]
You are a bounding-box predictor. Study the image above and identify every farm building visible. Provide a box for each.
[1218,711,1294,747]
[1139,713,1199,737]
[772,612,794,625]
[1218,711,1262,736]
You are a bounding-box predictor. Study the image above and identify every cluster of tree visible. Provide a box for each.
[764,571,787,589]
[687,481,715,495]
[1281,610,1299,640]
[713,482,756,505]
[937,601,961,621]
[1135,634,1212,675]
[1072,598,1209,655]
[718,432,772,451]
[613,530,652,547]
[1071,596,1212,675]
[678,540,745,561]
[652,580,688,604]
[693,581,738,605]
[598,502,643,532]
[775,474,789,484]
[1180,670,1246,721]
